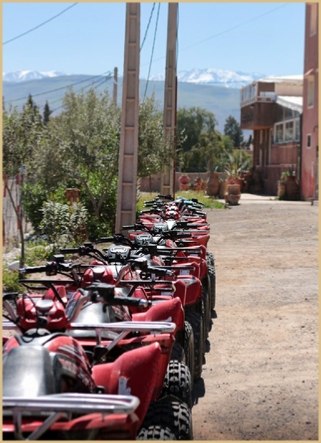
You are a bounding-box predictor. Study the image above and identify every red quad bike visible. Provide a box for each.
[3,278,193,440]
[121,222,212,377]
[138,195,215,309]
[59,243,196,382]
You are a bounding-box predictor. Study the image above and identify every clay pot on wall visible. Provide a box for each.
[206,172,220,196]
[178,175,191,191]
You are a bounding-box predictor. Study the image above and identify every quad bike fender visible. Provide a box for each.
[177,276,202,306]
[132,297,185,334]
[92,342,163,428]
[192,233,210,248]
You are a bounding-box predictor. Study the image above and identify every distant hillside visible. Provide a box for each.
[3,75,243,133]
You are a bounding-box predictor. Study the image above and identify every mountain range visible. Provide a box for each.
[2,68,265,132]
[3,68,265,88]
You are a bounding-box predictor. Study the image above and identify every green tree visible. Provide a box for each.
[3,98,44,265]
[224,115,244,148]
[52,87,121,222]
[43,101,52,124]
[138,94,174,178]
[177,107,233,172]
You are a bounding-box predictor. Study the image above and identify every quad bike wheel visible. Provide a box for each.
[202,285,211,341]
[185,311,204,380]
[183,320,194,385]
[208,264,216,311]
[137,399,193,440]
[170,342,185,363]
[206,251,215,267]
[136,425,177,440]
[161,360,192,408]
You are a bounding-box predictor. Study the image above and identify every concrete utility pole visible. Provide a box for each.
[161,3,178,197]
[113,67,118,107]
[115,3,140,232]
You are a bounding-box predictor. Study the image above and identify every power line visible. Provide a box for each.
[3,3,78,45]
[140,3,156,51]
[147,3,289,67]
[4,71,112,104]
[143,3,161,100]
[50,75,112,114]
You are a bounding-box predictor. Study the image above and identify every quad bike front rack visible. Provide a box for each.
[3,392,140,440]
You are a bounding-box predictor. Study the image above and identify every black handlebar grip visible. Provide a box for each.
[60,248,79,254]
[20,265,47,274]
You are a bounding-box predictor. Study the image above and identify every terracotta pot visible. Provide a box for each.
[277,180,286,198]
[285,176,300,200]
[206,172,220,196]
[194,177,203,191]
[227,177,244,192]
[178,175,190,191]
[226,183,241,205]
[219,181,228,199]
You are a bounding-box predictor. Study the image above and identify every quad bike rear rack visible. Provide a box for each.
[3,392,139,440]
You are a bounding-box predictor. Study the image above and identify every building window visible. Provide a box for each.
[310,3,317,36]
[275,124,284,143]
[307,134,311,148]
[274,118,300,143]
[259,130,263,145]
[285,121,294,141]
[308,77,315,107]
[295,119,300,141]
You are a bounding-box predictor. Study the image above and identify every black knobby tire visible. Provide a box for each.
[136,425,177,440]
[206,251,215,267]
[170,342,185,363]
[202,285,211,341]
[185,311,204,380]
[208,264,216,310]
[162,360,192,408]
[184,320,194,385]
[137,400,193,440]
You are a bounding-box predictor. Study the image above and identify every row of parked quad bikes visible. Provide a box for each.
[3,194,217,440]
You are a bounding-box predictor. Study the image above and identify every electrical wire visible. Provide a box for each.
[140,3,156,51]
[147,3,289,66]
[50,74,112,114]
[3,3,79,45]
[4,71,112,104]
[143,3,161,100]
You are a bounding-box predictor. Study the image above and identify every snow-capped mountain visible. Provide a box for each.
[3,68,266,88]
[148,68,266,89]
[2,70,69,82]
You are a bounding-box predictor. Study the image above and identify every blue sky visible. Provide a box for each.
[3,2,306,79]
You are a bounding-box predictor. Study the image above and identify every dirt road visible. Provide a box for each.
[192,195,318,440]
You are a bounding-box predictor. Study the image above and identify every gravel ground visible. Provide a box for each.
[192,195,319,440]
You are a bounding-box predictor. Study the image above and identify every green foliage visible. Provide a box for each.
[40,200,88,247]
[138,94,174,178]
[79,174,118,240]
[224,115,244,148]
[21,182,49,232]
[177,107,233,173]
[24,241,53,265]
[224,149,252,179]
[2,269,23,293]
